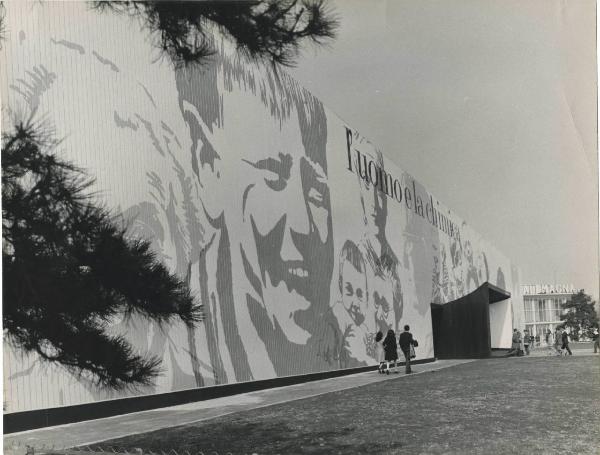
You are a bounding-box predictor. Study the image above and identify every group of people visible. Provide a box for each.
[374,325,418,374]
[507,328,535,356]
[507,327,573,357]
[545,328,573,356]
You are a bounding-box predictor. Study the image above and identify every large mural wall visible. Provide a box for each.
[2,2,522,414]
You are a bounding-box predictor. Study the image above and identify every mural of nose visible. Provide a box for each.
[279,179,311,262]
[281,224,306,262]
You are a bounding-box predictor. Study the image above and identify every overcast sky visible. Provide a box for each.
[289,0,599,299]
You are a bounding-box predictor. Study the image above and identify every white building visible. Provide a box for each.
[521,284,577,341]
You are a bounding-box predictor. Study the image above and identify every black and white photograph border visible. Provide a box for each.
[1,1,598,454]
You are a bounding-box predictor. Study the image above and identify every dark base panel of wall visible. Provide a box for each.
[5,358,435,434]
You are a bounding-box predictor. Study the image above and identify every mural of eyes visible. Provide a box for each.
[345,282,354,296]
[242,153,292,191]
[303,159,328,207]
[300,157,330,243]
[343,284,364,301]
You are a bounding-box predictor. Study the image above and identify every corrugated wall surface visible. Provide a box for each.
[1,2,523,414]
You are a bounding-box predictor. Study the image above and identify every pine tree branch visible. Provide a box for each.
[2,121,202,389]
[90,0,338,67]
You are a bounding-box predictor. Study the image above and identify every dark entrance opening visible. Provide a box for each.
[431,282,510,359]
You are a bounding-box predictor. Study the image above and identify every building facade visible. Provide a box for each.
[2,2,523,422]
[521,284,577,341]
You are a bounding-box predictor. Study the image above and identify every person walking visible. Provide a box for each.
[561,329,573,355]
[593,329,599,354]
[382,329,399,374]
[516,329,524,356]
[545,329,555,355]
[554,328,563,355]
[399,325,417,374]
[523,329,531,355]
[375,331,385,373]
[507,328,520,356]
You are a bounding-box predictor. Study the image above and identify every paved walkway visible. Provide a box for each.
[4,359,474,452]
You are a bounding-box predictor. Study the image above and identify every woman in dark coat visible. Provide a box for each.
[382,329,398,374]
[375,331,385,373]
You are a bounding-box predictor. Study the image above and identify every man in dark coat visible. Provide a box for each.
[399,325,416,374]
[561,329,573,355]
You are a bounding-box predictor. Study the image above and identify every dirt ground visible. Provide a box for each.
[101,355,600,455]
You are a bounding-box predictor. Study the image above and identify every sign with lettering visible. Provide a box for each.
[522,284,576,295]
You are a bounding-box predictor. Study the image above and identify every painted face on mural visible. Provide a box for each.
[175,58,335,373]
[356,145,387,239]
[373,278,395,332]
[339,240,368,327]
[342,262,367,326]
[243,134,330,278]
[248,131,333,342]
[349,135,401,333]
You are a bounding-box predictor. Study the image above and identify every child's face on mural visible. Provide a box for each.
[341,260,367,326]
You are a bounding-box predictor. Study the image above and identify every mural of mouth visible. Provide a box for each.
[280,260,311,295]
[287,265,309,278]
